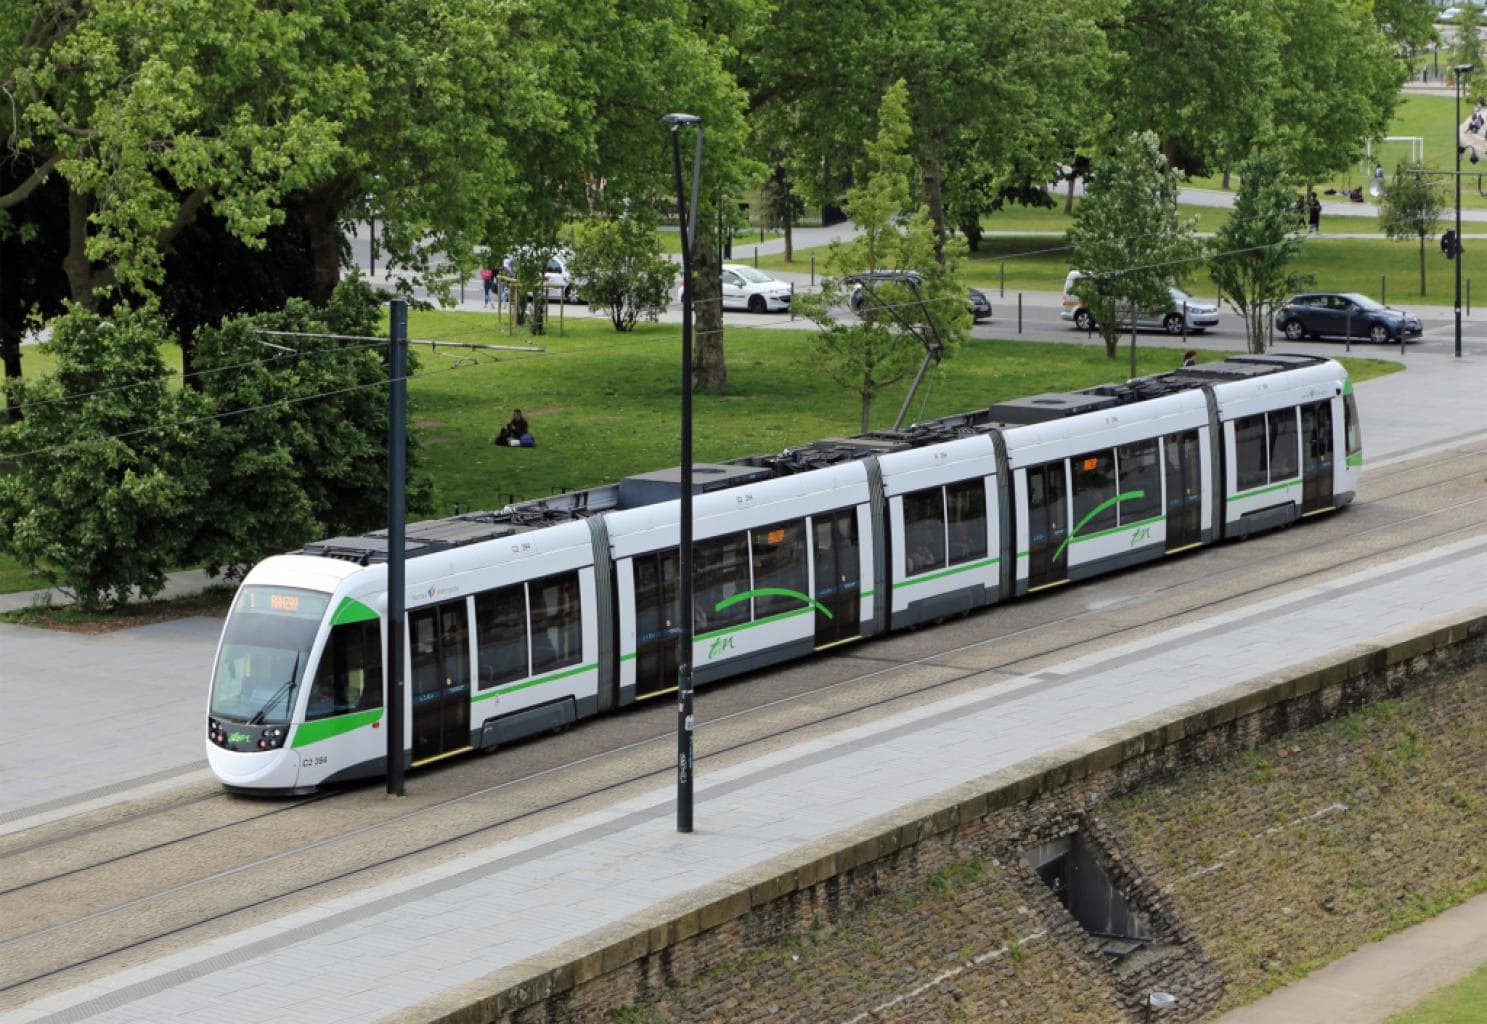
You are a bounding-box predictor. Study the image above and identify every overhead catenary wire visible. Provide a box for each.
[0,359,483,464]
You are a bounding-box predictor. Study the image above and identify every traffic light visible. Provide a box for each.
[1442,230,1461,259]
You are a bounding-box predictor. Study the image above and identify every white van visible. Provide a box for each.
[1059,270,1219,334]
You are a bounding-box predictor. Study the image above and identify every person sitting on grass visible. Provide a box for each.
[496,408,533,447]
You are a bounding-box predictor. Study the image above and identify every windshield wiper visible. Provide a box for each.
[248,653,300,725]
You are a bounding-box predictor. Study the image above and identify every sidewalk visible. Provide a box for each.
[1214,889,1487,1024]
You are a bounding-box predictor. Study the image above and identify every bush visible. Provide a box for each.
[0,305,206,609]
[568,217,673,331]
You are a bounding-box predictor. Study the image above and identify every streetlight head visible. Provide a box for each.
[1456,64,1474,74]
[662,112,701,127]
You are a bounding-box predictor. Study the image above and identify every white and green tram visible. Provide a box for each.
[207,354,1362,792]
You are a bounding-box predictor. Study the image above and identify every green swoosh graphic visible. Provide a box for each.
[715,587,834,619]
[1050,489,1145,565]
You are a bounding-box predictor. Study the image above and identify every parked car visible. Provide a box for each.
[721,264,792,312]
[1272,292,1422,344]
[845,270,992,322]
[1059,270,1219,334]
[507,249,584,303]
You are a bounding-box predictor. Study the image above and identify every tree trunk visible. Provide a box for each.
[1221,158,1232,190]
[1,329,21,422]
[1065,174,1076,215]
[1129,312,1138,379]
[1420,236,1427,296]
[303,179,353,307]
[692,216,726,391]
[62,188,103,311]
[784,219,793,263]
[859,379,872,433]
[921,138,948,266]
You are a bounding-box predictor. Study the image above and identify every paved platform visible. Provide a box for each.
[4,349,1487,1022]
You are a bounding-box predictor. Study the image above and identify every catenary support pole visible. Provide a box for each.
[665,113,702,834]
[386,300,407,798]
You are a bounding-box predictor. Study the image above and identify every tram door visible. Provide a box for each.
[633,549,681,698]
[1164,430,1202,552]
[1301,401,1334,515]
[1026,462,1069,590]
[409,599,471,763]
[812,509,861,648]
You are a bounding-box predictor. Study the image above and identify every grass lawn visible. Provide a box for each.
[1384,958,1487,1024]
[403,312,1398,514]
[0,311,1403,596]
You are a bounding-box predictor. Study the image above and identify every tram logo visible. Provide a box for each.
[228,731,250,744]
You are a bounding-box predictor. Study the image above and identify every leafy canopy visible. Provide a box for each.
[1209,150,1308,354]
[1068,131,1201,367]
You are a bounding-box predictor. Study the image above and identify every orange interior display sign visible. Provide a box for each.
[767,529,785,544]
[1082,457,1099,472]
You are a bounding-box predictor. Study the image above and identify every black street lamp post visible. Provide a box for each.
[664,112,702,834]
[1457,65,1473,359]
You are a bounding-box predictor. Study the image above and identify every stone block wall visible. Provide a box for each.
[393,611,1487,1024]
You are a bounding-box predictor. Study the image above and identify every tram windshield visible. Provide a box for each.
[209,586,330,724]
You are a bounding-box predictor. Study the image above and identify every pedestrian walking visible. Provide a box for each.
[1307,193,1321,234]
[480,266,494,307]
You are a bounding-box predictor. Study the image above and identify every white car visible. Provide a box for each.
[721,264,792,312]
[506,249,583,303]
[1059,270,1219,334]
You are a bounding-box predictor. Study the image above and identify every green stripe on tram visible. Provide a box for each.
[1050,489,1146,564]
[1227,477,1301,502]
[292,707,383,748]
[893,556,999,589]
[330,597,378,626]
[472,661,599,701]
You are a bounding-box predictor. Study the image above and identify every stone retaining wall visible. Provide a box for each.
[388,608,1487,1024]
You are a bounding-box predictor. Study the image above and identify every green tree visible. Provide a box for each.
[1209,151,1308,354]
[1453,3,1484,91]
[186,278,433,577]
[569,218,673,331]
[1269,0,1407,183]
[1068,131,1201,373]
[1104,0,1279,176]
[1379,162,1447,297]
[0,0,352,307]
[797,82,969,432]
[0,307,207,609]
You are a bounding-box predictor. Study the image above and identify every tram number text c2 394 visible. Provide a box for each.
[301,755,329,768]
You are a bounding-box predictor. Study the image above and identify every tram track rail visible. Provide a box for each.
[3,448,1484,1003]
[0,791,335,897]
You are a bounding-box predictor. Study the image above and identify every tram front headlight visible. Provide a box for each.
[208,718,226,746]
[257,726,287,750]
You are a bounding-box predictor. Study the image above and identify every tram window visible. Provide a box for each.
[1116,440,1160,524]
[1344,394,1362,456]
[1269,408,1299,481]
[1072,449,1117,536]
[530,571,581,675]
[946,481,988,564]
[474,585,528,688]
[903,488,947,574]
[438,600,469,684]
[1234,415,1268,490]
[1309,401,1333,457]
[306,619,383,720]
[751,519,807,617]
[634,550,679,644]
[694,533,750,632]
